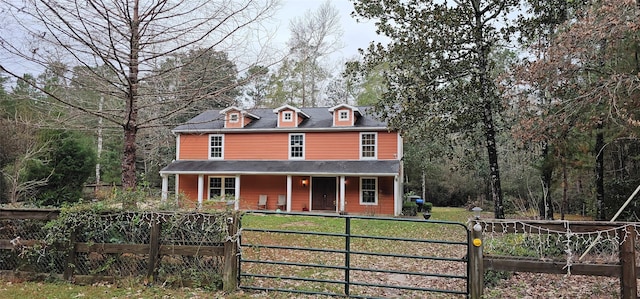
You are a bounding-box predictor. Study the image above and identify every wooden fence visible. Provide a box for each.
[0,208,239,291]
[4,208,639,298]
[469,219,639,299]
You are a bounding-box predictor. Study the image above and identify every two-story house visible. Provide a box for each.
[159,104,403,215]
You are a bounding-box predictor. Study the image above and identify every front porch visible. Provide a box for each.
[160,174,401,215]
[159,160,403,215]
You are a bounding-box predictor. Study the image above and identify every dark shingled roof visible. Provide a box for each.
[172,106,388,132]
[160,160,400,176]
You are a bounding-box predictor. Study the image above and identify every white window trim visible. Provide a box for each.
[359,132,378,160]
[360,177,378,205]
[288,133,305,160]
[229,112,239,123]
[338,109,350,121]
[207,176,236,200]
[283,111,293,122]
[208,134,224,160]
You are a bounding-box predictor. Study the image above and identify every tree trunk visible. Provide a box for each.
[474,0,504,219]
[122,0,140,203]
[422,171,426,202]
[539,141,554,220]
[483,102,504,219]
[96,97,103,187]
[561,157,568,220]
[595,120,605,220]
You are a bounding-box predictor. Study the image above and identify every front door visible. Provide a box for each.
[311,177,336,211]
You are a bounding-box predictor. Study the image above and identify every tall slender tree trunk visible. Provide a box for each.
[122,0,140,200]
[96,97,103,187]
[421,171,426,202]
[483,100,504,219]
[539,141,554,219]
[595,119,605,220]
[473,0,504,219]
[561,156,568,220]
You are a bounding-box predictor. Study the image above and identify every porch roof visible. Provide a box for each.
[160,160,400,176]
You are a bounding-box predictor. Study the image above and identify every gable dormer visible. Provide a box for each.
[272,105,309,128]
[220,106,260,128]
[328,104,361,127]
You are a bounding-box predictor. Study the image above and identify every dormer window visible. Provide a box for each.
[329,104,360,127]
[219,106,260,128]
[339,110,349,121]
[283,111,293,122]
[273,105,310,128]
[229,113,239,123]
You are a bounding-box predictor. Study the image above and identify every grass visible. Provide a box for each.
[0,280,220,299]
[239,207,473,298]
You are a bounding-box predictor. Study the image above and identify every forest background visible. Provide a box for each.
[0,0,639,221]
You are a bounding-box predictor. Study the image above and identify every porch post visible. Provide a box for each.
[197,175,204,208]
[339,176,346,213]
[394,175,402,216]
[286,175,292,212]
[174,175,179,203]
[161,174,168,201]
[234,175,240,210]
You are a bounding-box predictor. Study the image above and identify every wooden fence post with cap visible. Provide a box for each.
[619,225,637,299]
[63,228,78,281]
[223,213,239,292]
[469,207,484,299]
[147,215,162,282]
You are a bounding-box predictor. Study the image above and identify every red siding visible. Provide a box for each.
[378,132,399,160]
[177,174,199,203]
[225,133,288,160]
[306,132,360,160]
[238,175,287,210]
[290,175,311,211]
[177,131,399,161]
[243,116,254,127]
[237,175,311,211]
[179,134,209,159]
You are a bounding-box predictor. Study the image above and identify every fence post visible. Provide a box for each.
[619,225,637,299]
[63,229,78,281]
[344,217,351,297]
[223,213,239,292]
[147,215,161,281]
[469,216,483,299]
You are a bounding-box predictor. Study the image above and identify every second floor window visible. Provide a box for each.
[360,132,377,159]
[210,134,224,159]
[289,133,304,159]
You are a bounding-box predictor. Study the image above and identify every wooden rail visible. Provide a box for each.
[0,208,239,290]
[469,219,638,299]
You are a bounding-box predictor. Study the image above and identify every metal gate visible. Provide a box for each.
[239,211,470,298]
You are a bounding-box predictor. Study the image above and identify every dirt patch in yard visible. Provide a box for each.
[281,221,318,227]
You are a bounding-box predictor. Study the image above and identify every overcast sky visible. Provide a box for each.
[271,0,387,63]
[1,0,388,80]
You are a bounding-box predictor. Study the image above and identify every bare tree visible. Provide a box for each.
[285,0,343,106]
[0,0,279,196]
[0,119,51,203]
